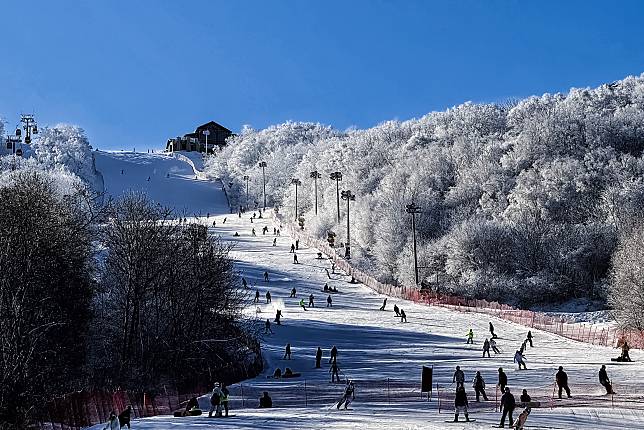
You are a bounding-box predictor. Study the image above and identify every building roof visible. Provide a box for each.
[194,121,232,134]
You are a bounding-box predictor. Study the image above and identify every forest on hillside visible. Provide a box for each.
[208,74,644,319]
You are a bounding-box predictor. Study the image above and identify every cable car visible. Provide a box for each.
[25,136,31,144]
[15,148,23,157]
[33,125,38,134]
[15,128,21,136]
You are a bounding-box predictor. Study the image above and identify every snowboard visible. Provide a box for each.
[210,414,236,418]
[173,409,202,417]
[445,419,476,423]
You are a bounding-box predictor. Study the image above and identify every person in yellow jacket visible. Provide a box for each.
[220,383,230,417]
[466,329,474,344]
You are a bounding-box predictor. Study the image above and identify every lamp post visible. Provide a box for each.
[406,202,422,286]
[202,129,210,156]
[340,190,355,259]
[291,178,301,220]
[310,170,321,215]
[330,171,342,223]
[243,175,250,209]
[259,161,267,210]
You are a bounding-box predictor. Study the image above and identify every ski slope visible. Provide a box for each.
[90,152,644,430]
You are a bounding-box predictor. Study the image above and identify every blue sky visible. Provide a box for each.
[1,0,643,150]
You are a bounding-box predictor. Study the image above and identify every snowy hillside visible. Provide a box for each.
[87,152,643,429]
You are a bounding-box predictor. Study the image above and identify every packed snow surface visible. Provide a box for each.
[89,152,644,429]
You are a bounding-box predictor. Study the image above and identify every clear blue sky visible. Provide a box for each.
[1,0,643,150]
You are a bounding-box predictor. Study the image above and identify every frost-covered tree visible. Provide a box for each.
[610,219,644,329]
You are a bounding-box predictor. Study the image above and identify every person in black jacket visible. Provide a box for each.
[118,406,131,428]
[598,365,615,394]
[555,366,571,399]
[499,387,516,428]
[520,389,531,404]
[472,371,488,401]
[259,391,272,408]
[315,347,323,368]
[498,367,508,393]
[453,386,470,422]
[284,343,292,360]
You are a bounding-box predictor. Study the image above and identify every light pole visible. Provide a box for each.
[291,178,301,220]
[259,161,267,210]
[243,175,250,209]
[406,202,422,286]
[202,129,210,156]
[341,190,355,259]
[310,170,321,215]
[330,171,342,223]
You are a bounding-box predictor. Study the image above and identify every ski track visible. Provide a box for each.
[88,152,644,430]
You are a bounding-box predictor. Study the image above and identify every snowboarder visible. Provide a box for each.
[379,298,387,311]
[296,239,299,250]
[315,347,323,368]
[290,244,295,253]
[209,383,223,417]
[277,229,281,236]
[272,238,277,246]
[453,385,470,422]
[490,321,498,339]
[252,228,256,236]
[555,366,571,399]
[118,406,131,428]
[393,304,401,317]
[466,329,474,344]
[483,339,491,357]
[309,293,315,307]
[519,339,528,354]
[472,371,488,401]
[520,389,531,404]
[250,217,253,223]
[273,227,277,235]
[329,361,341,382]
[513,407,531,430]
[213,220,216,227]
[299,298,307,311]
[284,343,292,360]
[264,271,269,282]
[264,319,273,334]
[619,340,632,362]
[498,367,508,393]
[290,287,297,298]
[514,350,527,370]
[453,366,465,389]
[599,365,615,394]
[499,387,516,428]
[275,309,282,325]
[400,309,407,322]
[330,345,338,363]
[337,381,355,409]
[490,338,500,354]
[293,253,299,264]
[102,412,120,430]
[220,384,230,417]
[223,217,226,224]
[266,291,272,303]
[242,278,248,288]
[327,295,333,307]
[259,392,272,408]
[324,283,329,292]
[254,290,260,303]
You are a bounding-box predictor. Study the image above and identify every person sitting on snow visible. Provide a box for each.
[259,392,273,408]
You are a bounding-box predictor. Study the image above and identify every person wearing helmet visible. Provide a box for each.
[337,381,355,409]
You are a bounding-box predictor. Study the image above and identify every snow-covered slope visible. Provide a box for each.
[89,152,643,429]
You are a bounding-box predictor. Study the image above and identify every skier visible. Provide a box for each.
[555,366,571,399]
[242,277,248,288]
[277,229,281,236]
[520,389,531,404]
[299,298,307,311]
[453,385,470,422]
[453,366,465,389]
[290,244,295,253]
[324,283,329,292]
[472,371,488,401]
[499,387,516,428]
[264,271,269,282]
[393,304,401,317]
[498,367,508,393]
[272,238,277,246]
[490,338,501,354]
[513,407,531,430]
[519,339,528,355]
[327,295,333,307]
[514,350,527,370]
[290,287,297,298]
[250,217,253,223]
[329,361,341,382]
[337,381,355,409]
[400,309,407,322]
[254,290,260,303]
[223,217,226,224]
[275,309,282,325]
[330,345,338,363]
[308,294,314,307]
[379,298,387,311]
[490,321,498,339]
[466,329,474,344]
[266,291,272,303]
[597,365,614,394]
[284,343,292,360]
[102,412,120,430]
[315,347,323,368]
[264,319,273,335]
[259,391,272,408]
[220,383,230,417]
[483,338,491,358]
[213,220,216,227]
[274,227,277,235]
[209,383,223,417]
[293,253,299,264]
[252,228,256,236]
[117,406,131,428]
